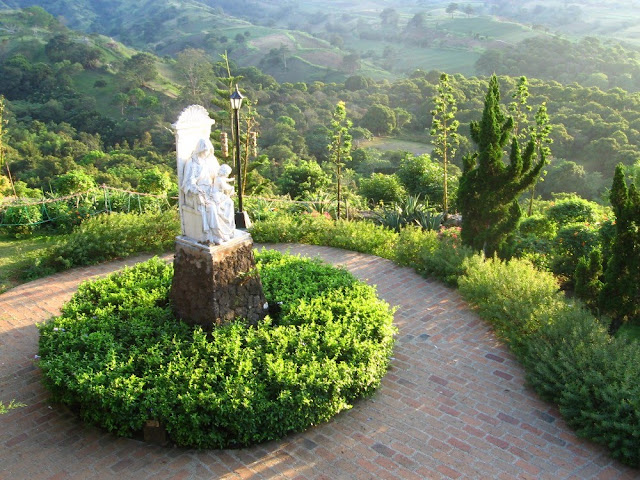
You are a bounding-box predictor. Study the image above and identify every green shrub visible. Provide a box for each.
[1,203,43,237]
[551,222,601,280]
[518,214,557,239]
[320,219,397,258]
[359,173,406,206]
[545,196,602,226]
[38,252,396,449]
[250,212,332,244]
[26,210,179,278]
[393,226,439,268]
[251,215,397,259]
[458,254,564,353]
[523,307,640,467]
[419,227,474,286]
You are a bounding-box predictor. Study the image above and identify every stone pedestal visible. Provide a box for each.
[170,231,267,329]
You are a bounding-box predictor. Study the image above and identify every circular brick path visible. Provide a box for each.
[0,244,636,479]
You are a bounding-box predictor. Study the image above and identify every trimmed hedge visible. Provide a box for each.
[38,251,396,448]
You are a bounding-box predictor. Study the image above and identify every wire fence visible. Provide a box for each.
[0,186,355,231]
[0,185,175,229]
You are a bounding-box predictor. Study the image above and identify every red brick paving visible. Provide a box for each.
[0,244,637,479]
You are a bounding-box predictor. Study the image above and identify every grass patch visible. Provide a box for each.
[358,137,433,156]
[0,234,58,293]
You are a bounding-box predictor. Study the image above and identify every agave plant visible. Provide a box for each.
[373,195,443,232]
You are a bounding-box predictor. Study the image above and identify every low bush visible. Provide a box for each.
[38,252,396,449]
[551,222,601,280]
[251,215,398,259]
[458,255,565,354]
[545,196,604,226]
[26,210,179,279]
[523,307,640,467]
[419,227,475,286]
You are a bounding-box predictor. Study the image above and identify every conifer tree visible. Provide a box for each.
[458,75,546,255]
[430,73,459,218]
[328,101,352,220]
[599,163,640,333]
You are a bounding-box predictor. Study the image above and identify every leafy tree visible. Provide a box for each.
[0,96,16,197]
[361,104,396,136]
[406,13,426,30]
[508,76,531,139]
[175,49,215,106]
[277,160,331,199]
[328,101,352,219]
[53,169,96,195]
[396,154,458,207]
[380,8,399,27]
[430,73,460,217]
[599,164,640,333]
[458,75,546,255]
[359,173,405,206]
[121,53,158,88]
[139,167,173,194]
[446,3,459,17]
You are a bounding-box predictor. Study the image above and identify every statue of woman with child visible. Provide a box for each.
[182,138,236,245]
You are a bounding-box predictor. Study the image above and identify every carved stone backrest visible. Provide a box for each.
[172,105,215,239]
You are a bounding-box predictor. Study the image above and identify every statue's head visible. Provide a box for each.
[195,138,214,157]
[218,164,232,177]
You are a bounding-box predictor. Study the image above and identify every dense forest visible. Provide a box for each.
[1,6,639,207]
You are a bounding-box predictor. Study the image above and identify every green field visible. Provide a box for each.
[359,137,433,156]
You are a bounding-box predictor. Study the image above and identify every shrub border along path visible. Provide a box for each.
[0,244,636,479]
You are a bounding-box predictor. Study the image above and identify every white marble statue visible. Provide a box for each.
[182,138,236,244]
[173,105,241,245]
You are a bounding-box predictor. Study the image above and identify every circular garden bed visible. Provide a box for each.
[38,250,396,448]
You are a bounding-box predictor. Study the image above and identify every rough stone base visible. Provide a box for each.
[169,231,267,329]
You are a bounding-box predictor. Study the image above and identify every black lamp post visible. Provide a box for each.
[230,84,251,229]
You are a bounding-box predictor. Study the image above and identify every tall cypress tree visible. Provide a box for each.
[599,163,640,334]
[458,75,546,255]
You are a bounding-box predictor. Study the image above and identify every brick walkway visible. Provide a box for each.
[0,244,636,480]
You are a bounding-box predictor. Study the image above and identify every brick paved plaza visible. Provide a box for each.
[0,244,636,479]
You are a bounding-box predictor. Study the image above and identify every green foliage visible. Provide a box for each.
[551,222,601,280]
[250,212,334,244]
[1,203,43,237]
[518,214,557,239]
[430,72,460,215]
[418,227,475,286]
[360,104,396,136]
[459,255,564,353]
[359,173,405,206]
[522,307,640,467]
[392,226,440,268]
[574,249,604,311]
[277,160,331,199]
[0,399,26,415]
[26,210,179,278]
[599,164,640,333]
[38,253,396,448]
[53,170,96,195]
[328,101,353,220]
[373,196,443,233]
[458,75,546,256]
[546,196,601,226]
[396,154,458,207]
